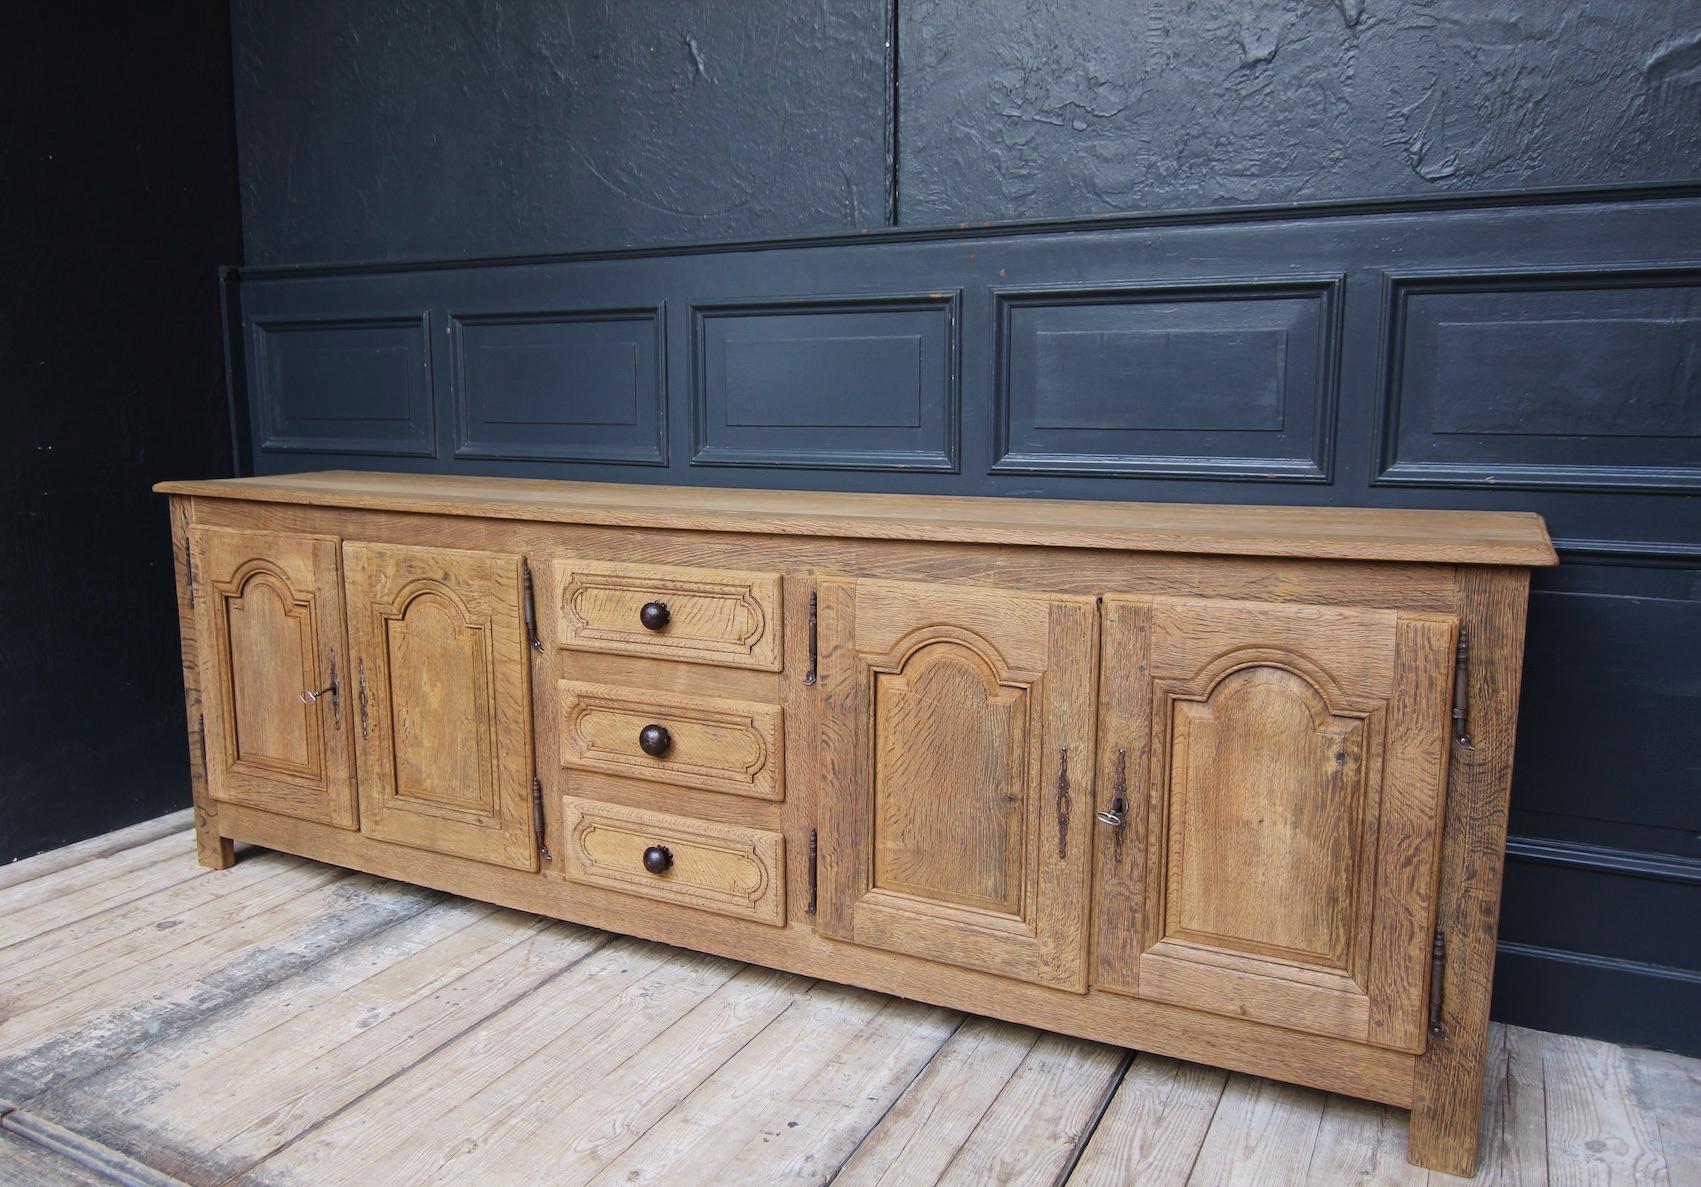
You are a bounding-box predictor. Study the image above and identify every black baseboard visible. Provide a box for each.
[1492,942,1701,1057]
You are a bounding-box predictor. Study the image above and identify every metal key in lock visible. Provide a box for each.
[1095,747,1130,863]
[297,651,341,727]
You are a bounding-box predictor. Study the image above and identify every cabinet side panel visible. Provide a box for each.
[1408,567,1533,1176]
[170,497,235,870]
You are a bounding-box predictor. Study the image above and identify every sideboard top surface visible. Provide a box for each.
[156,471,1557,566]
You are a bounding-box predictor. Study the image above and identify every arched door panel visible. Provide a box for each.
[817,578,1098,991]
[1094,595,1457,1053]
[344,542,536,871]
[190,527,356,828]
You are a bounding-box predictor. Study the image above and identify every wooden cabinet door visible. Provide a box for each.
[816,578,1098,991]
[1094,596,1457,1052]
[189,526,357,828]
[343,543,538,871]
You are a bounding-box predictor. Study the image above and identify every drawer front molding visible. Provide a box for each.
[561,796,785,925]
[555,559,782,671]
[559,681,784,802]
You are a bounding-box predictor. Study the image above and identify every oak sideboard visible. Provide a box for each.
[157,470,1556,1174]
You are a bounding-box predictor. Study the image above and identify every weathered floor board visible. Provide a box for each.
[1067,1053,1229,1187]
[0,810,192,895]
[0,1127,111,1187]
[0,815,1695,1186]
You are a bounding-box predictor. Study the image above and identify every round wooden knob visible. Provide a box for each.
[639,601,671,631]
[642,844,673,875]
[639,724,672,757]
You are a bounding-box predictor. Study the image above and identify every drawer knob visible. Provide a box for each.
[639,601,671,631]
[642,844,674,875]
[639,723,673,757]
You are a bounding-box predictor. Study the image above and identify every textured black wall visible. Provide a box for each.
[234,0,1701,262]
[233,0,893,265]
[900,0,1701,222]
[220,1,1701,1056]
[1,5,241,864]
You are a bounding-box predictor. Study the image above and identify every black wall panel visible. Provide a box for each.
[252,315,435,456]
[993,279,1338,481]
[693,295,959,471]
[1513,567,1701,850]
[1379,269,1701,492]
[233,2,1701,265]
[226,186,1701,1055]
[450,308,667,466]
[232,191,1701,548]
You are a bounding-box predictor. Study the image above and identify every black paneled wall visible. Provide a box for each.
[225,0,1701,1055]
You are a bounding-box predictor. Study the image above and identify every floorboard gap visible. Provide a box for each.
[822,1012,970,1185]
[1053,1047,1136,1187]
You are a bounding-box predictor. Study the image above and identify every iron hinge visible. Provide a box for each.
[183,514,195,609]
[522,557,548,865]
[1428,928,1447,1039]
[1056,747,1072,859]
[1451,627,1472,748]
[532,777,551,862]
[806,828,818,916]
[521,559,543,653]
[803,590,818,686]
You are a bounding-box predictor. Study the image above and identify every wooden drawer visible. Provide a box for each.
[555,559,782,671]
[560,796,785,926]
[559,681,783,801]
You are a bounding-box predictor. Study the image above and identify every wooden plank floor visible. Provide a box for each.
[1,814,1691,1187]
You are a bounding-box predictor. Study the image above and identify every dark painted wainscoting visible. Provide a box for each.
[224,184,1701,1056]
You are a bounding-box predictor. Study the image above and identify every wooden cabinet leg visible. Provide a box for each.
[1408,1030,1490,1175]
[195,809,237,871]
[1407,566,1532,1175]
